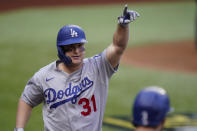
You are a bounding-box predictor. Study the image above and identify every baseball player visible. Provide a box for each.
[14,5,139,131]
[132,86,172,131]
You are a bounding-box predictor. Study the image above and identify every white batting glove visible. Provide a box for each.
[118,4,140,26]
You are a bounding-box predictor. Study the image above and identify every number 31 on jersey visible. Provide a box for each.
[78,94,97,116]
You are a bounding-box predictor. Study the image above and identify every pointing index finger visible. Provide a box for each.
[123,4,128,16]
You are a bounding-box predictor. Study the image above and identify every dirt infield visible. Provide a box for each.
[121,40,197,74]
[1,0,196,74]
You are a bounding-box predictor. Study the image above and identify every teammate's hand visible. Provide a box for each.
[118,4,140,26]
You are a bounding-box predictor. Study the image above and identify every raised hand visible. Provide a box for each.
[118,4,140,26]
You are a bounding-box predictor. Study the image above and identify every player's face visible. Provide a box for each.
[63,43,85,66]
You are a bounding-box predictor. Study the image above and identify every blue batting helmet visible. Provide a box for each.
[57,25,87,46]
[132,86,171,127]
[56,25,87,65]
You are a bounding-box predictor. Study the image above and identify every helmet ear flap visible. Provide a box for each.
[57,46,72,65]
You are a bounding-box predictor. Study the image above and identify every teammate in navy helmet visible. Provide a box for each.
[132,86,172,131]
[15,5,139,131]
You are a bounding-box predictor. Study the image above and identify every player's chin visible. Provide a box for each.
[71,59,83,66]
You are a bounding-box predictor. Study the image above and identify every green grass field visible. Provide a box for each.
[0,1,196,130]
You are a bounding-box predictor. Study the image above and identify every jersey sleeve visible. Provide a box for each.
[21,72,44,108]
[91,49,119,80]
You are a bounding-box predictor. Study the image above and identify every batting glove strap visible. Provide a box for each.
[118,4,140,26]
[14,128,24,131]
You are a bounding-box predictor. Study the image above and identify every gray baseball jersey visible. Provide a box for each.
[21,49,118,131]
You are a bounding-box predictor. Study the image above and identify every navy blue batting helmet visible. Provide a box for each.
[132,86,171,127]
[56,25,87,65]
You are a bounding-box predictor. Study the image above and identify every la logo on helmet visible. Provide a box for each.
[70,28,78,37]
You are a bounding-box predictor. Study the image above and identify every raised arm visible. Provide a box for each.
[106,5,139,68]
[15,99,32,131]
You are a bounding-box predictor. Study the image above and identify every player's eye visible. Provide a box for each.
[62,43,84,52]
[64,47,73,52]
[62,45,75,52]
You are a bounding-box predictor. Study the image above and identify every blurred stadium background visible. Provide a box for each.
[0,0,196,130]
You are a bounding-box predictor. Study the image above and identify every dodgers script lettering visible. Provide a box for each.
[44,77,94,108]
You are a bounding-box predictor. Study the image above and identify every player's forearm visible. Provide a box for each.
[15,99,32,128]
[112,24,129,54]
[113,4,139,54]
